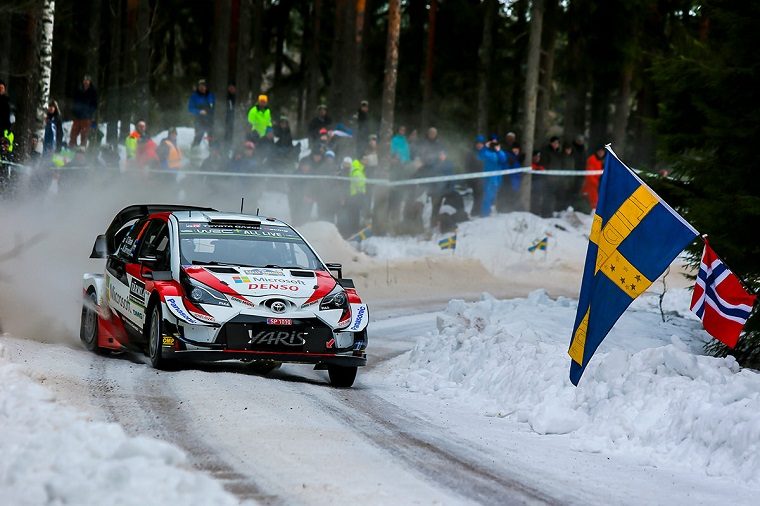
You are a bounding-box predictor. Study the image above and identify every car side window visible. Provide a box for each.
[138,220,170,269]
[117,219,148,262]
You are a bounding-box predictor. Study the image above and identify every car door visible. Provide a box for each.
[106,219,148,335]
[127,219,171,332]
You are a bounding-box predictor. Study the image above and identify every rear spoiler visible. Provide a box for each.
[96,204,217,257]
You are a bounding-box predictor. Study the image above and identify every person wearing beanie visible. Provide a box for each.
[247,94,272,138]
[465,134,487,216]
[188,79,215,147]
[70,74,98,148]
[308,104,332,142]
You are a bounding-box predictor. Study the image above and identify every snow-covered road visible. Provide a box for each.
[4,303,758,505]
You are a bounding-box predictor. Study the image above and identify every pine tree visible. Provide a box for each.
[653,1,760,365]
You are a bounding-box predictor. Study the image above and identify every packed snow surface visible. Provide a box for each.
[389,288,760,484]
[0,345,243,506]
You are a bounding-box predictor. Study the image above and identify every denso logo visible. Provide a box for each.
[248,283,300,291]
[248,330,306,346]
[351,306,366,330]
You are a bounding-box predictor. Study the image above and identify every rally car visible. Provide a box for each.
[80,205,368,387]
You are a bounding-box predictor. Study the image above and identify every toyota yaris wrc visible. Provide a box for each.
[80,205,368,387]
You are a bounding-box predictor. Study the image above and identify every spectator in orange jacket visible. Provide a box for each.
[582,146,606,210]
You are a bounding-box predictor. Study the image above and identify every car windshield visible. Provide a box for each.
[178,222,323,270]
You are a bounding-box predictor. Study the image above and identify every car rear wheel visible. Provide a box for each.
[327,365,358,388]
[148,304,170,369]
[80,292,103,353]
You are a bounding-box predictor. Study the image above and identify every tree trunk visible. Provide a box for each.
[328,0,347,119]
[304,0,322,132]
[378,0,400,151]
[105,0,122,145]
[236,0,252,108]
[85,0,101,84]
[588,82,610,153]
[519,0,544,211]
[535,0,557,143]
[273,0,293,92]
[250,0,264,96]
[476,0,497,135]
[354,0,367,105]
[135,0,150,121]
[421,0,437,128]
[14,3,44,157]
[611,61,634,154]
[0,10,12,84]
[49,1,70,112]
[210,0,232,107]
[39,0,56,109]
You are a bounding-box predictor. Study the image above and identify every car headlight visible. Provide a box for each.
[182,275,231,307]
[320,284,351,328]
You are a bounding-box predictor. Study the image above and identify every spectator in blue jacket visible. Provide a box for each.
[188,79,215,147]
[479,138,506,217]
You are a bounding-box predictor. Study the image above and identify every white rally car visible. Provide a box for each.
[80,205,369,387]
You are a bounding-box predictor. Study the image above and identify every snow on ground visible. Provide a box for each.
[0,344,245,506]
[387,288,760,484]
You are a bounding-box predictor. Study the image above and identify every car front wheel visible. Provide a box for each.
[327,365,358,388]
[148,304,169,369]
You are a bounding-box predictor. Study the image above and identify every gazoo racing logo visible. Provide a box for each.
[248,330,306,347]
[350,305,366,331]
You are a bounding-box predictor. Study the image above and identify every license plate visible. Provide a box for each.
[267,318,292,325]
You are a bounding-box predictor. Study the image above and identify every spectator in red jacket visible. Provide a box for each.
[582,146,606,210]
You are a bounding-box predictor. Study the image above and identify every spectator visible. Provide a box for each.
[530,149,551,217]
[257,127,276,169]
[0,80,11,136]
[70,74,98,148]
[465,134,486,217]
[355,100,371,157]
[188,79,215,147]
[418,127,441,168]
[540,135,562,215]
[504,131,517,151]
[43,100,63,155]
[346,156,367,235]
[156,127,182,170]
[569,134,587,208]
[125,120,157,168]
[228,141,258,173]
[308,105,331,143]
[200,140,226,172]
[390,125,410,163]
[225,83,236,144]
[480,138,506,217]
[582,146,606,210]
[501,143,523,211]
[247,94,272,138]
[290,149,324,225]
[428,149,455,229]
[27,134,41,166]
[273,115,295,162]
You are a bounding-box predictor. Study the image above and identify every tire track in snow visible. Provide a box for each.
[86,353,280,504]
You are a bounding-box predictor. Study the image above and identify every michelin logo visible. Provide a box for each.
[350,305,367,331]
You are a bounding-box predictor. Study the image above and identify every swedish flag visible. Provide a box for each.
[568,148,698,385]
[528,237,548,252]
[348,225,373,242]
[439,234,457,250]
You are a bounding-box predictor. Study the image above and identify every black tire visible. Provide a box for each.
[147,303,170,369]
[327,365,358,388]
[80,291,103,353]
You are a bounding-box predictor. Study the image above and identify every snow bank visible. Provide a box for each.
[358,211,590,271]
[0,345,243,506]
[392,289,760,483]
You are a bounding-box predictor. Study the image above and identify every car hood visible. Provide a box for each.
[183,265,336,303]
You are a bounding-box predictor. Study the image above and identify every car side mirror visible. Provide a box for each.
[90,234,107,259]
[338,278,355,289]
[325,262,343,279]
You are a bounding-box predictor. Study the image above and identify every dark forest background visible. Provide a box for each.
[1,0,759,364]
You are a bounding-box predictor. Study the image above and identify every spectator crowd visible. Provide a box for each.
[0,75,608,238]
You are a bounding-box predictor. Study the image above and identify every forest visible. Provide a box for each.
[1,0,759,364]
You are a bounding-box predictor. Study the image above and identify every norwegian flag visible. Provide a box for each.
[691,241,756,348]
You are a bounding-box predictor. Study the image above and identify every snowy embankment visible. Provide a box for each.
[389,289,760,484]
[0,345,242,506]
